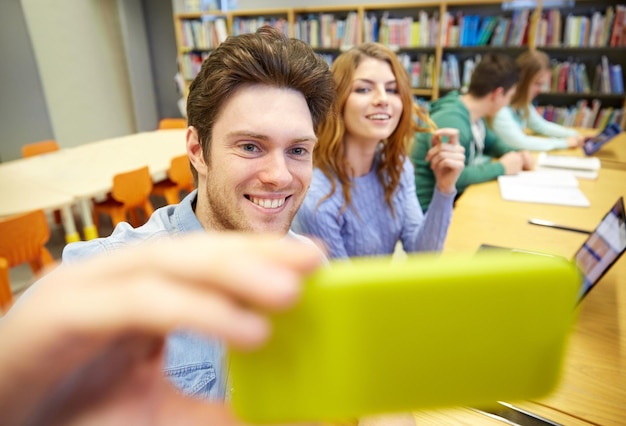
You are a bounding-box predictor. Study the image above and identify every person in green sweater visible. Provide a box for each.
[411,53,534,211]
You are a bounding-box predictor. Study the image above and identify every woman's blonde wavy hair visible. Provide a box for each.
[510,50,551,121]
[314,43,434,215]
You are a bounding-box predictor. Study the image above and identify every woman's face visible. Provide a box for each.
[342,57,403,146]
[530,70,551,99]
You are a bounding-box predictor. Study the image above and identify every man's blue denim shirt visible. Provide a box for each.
[62,191,227,399]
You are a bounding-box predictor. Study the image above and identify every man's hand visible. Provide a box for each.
[426,128,465,194]
[0,233,324,426]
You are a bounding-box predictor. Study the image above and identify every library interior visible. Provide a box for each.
[1,0,625,425]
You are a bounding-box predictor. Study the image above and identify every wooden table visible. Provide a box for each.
[412,166,626,425]
[0,129,187,242]
[0,169,79,241]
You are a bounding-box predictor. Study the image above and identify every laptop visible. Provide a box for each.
[229,251,580,423]
[480,196,626,302]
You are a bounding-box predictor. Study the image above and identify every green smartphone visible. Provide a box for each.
[229,252,580,423]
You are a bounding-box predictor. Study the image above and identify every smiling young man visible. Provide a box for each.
[411,53,534,212]
[62,26,336,400]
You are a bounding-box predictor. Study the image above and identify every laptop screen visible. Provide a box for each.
[574,197,626,299]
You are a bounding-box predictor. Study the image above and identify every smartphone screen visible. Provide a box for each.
[583,123,621,156]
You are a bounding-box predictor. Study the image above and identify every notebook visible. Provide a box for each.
[229,251,580,423]
[481,196,626,302]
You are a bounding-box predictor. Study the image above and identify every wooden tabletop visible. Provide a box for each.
[430,165,626,425]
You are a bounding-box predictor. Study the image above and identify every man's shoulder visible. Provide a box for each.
[62,220,173,263]
[62,199,198,263]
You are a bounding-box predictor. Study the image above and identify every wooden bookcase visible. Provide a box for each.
[171,0,626,129]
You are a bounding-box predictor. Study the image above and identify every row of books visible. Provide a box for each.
[536,101,624,129]
[362,12,440,47]
[177,8,625,51]
[550,61,591,94]
[398,54,436,89]
[441,10,530,47]
[173,0,236,13]
[178,17,228,50]
[594,57,624,94]
[293,12,359,49]
[438,54,482,90]
[560,5,626,47]
[231,17,289,37]
[180,51,210,81]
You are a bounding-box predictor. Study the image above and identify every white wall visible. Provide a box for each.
[0,0,54,162]
[21,0,136,148]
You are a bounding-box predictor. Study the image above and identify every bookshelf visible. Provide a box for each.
[171,0,626,129]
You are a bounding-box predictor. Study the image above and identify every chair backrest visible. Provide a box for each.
[0,210,54,273]
[22,140,60,158]
[158,118,186,130]
[111,166,154,207]
[0,257,12,314]
[168,154,194,189]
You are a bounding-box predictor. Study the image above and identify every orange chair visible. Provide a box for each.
[21,139,60,158]
[151,155,195,204]
[93,166,155,229]
[158,118,186,130]
[0,257,12,314]
[0,210,55,313]
[22,139,63,225]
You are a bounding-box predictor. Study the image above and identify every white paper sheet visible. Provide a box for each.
[498,171,590,207]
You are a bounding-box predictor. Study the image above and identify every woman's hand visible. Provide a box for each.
[427,128,465,195]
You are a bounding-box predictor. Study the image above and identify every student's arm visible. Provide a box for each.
[401,159,455,253]
[0,234,323,426]
[527,105,580,138]
[492,107,569,151]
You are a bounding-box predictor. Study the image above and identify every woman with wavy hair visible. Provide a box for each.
[292,43,465,259]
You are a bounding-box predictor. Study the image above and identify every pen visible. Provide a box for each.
[528,218,591,235]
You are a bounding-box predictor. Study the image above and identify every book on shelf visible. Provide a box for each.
[537,9,562,47]
[490,17,511,46]
[536,102,623,130]
[610,65,624,94]
[610,5,625,47]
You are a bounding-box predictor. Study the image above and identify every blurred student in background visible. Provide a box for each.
[411,53,533,212]
[491,50,584,151]
[293,43,465,259]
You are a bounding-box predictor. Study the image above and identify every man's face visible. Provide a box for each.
[189,84,317,234]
